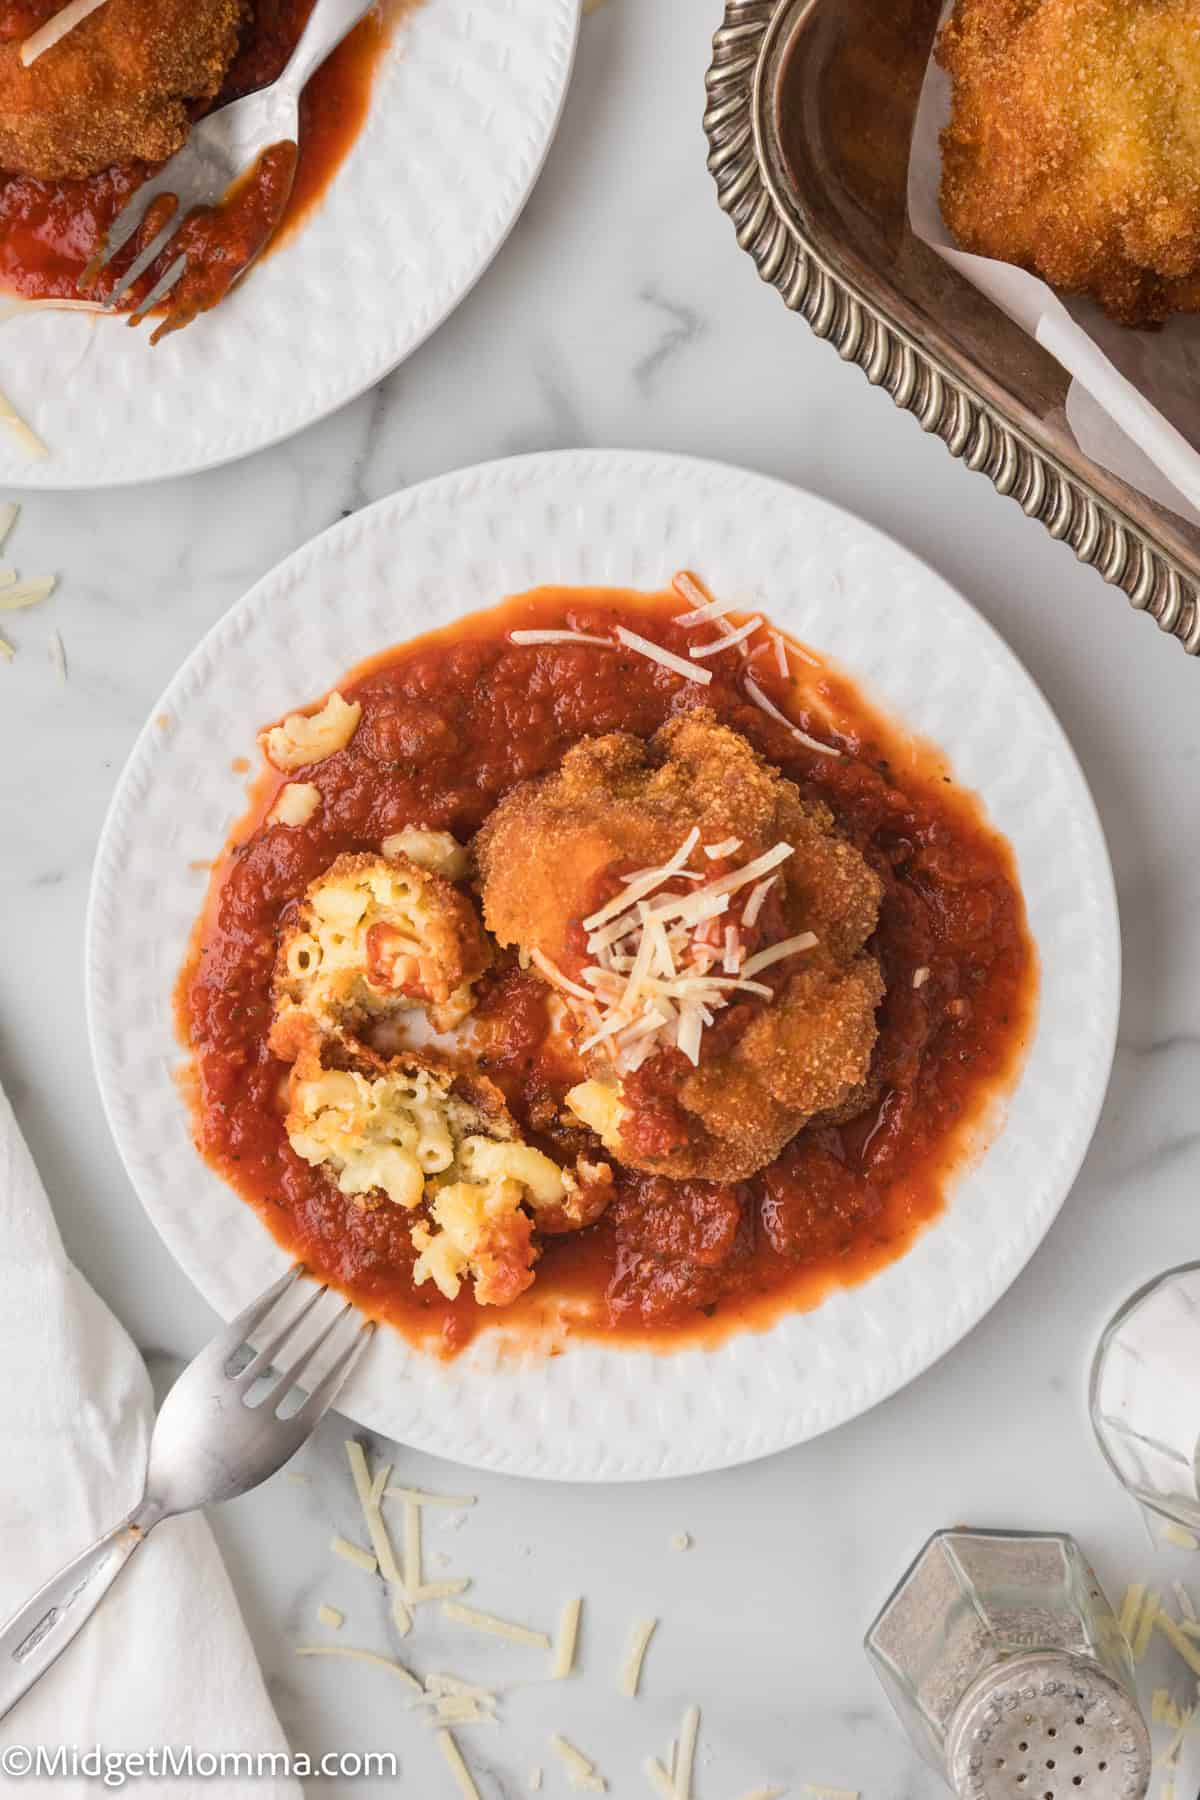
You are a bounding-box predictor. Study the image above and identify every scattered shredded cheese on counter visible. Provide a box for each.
[1120,1583,1146,1640]
[0,633,18,660]
[294,1645,420,1690]
[1133,1591,1164,1662]
[614,625,712,686]
[529,1769,543,1792]
[0,388,47,459]
[436,1729,482,1800]
[20,0,110,64]
[344,1440,410,1631]
[426,1674,497,1704]
[643,1757,676,1800]
[675,1704,700,1799]
[443,1600,550,1648]
[1156,1607,1200,1677]
[385,1485,477,1508]
[329,1534,376,1574]
[0,577,55,612]
[0,503,16,550]
[1161,1523,1199,1550]
[404,1500,423,1598]
[550,1734,606,1792]
[670,1532,692,1551]
[316,1603,344,1631]
[619,1618,658,1698]
[552,1597,582,1679]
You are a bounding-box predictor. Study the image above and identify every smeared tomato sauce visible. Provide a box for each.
[0,0,388,320]
[179,587,1037,1358]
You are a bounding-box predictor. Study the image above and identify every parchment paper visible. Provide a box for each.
[908,10,1200,527]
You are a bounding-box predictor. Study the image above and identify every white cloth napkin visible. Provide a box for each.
[0,1082,300,1798]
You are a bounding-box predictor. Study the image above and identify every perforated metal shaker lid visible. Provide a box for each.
[945,1652,1151,1800]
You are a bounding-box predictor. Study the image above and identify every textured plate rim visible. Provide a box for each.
[84,449,1121,1480]
[0,0,580,492]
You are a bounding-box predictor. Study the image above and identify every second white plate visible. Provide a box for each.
[86,450,1119,1479]
[0,0,578,489]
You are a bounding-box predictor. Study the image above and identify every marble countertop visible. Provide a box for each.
[2,1,1200,1794]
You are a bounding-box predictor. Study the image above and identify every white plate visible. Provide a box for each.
[0,0,578,490]
[86,450,1119,1480]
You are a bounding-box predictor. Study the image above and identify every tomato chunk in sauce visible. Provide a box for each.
[178,586,1037,1358]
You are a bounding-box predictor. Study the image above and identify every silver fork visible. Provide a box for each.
[84,0,379,321]
[0,1264,373,1722]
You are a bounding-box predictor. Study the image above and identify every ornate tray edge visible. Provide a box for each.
[702,0,1200,655]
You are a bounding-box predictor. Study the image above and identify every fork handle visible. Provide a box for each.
[279,0,381,97]
[0,1499,161,1722]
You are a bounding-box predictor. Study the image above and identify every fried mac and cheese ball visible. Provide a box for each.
[477,710,885,1183]
[270,850,492,1060]
[284,1039,612,1307]
[0,0,241,182]
[938,0,1200,325]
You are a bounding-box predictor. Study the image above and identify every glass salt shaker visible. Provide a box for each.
[865,1528,1150,1799]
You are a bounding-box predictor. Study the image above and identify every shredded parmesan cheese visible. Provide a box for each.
[739,931,818,977]
[510,629,612,648]
[345,1442,404,1581]
[689,614,762,658]
[385,1485,477,1508]
[20,0,109,64]
[329,1534,377,1574]
[411,1579,471,1601]
[552,1597,582,1679]
[772,631,789,677]
[530,1770,543,1793]
[1157,1608,1200,1677]
[744,674,839,756]
[672,573,735,626]
[550,1734,606,1792]
[316,1603,344,1631]
[675,1706,700,1800]
[619,1618,658,1698]
[1133,1591,1163,1663]
[1162,1523,1200,1550]
[404,1501,423,1598]
[0,387,47,459]
[704,838,742,859]
[443,1600,550,1648]
[0,577,55,611]
[614,626,712,686]
[344,1440,409,1632]
[426,1674,498,1704]
[0,503,17,551]
[1175,1580,1197,1623]
[436,1730,482,1800]
[48,627,66,683]
[643,1758,676,1800]
[670,1533,692,1551]
[294,1645,420,1689]
[1120,1583,1146,1640]
[0,632,11,663]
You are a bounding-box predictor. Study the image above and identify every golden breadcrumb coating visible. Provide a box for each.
[938,0,1200,325]
[285,1037,612,1308]
[0,0,241,181]
[476,709,884,1183]
[269,849,492,1060]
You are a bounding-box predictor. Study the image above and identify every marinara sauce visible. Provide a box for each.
[0,0,388,324]
[179,587,1037,1358]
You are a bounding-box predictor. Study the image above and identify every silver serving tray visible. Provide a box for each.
[703,0,1200,655]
